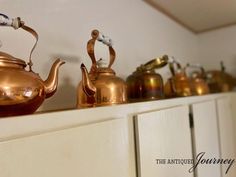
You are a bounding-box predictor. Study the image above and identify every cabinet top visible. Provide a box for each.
[0,92,234,142]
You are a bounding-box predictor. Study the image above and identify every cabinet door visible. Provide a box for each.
[0,118,136,177]
[230,93,236,152]
[217,97,236,177]
[135,106,193,177]
[191,100,221,177]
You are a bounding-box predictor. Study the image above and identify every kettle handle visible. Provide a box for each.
[169,60,182,76]
[21,25,38,71]
[185,63,206,75]
[0,14,38,71]
[220,61,225,72]
[87,29,116,72]
[169,78,178,97]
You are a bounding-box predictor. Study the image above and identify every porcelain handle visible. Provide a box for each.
[87,29,116,69]
[0,13,24,29]
[97,32,113,47]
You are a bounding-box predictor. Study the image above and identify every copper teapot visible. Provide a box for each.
[77,29,127,108]
[186,64,210,95]
[206,61,236,93]
[0,14,65,117]
[164,59,192,98]
[126,55,168,102]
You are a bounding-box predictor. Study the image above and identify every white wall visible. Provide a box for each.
[1,0,200,111]
[198,25,236,76]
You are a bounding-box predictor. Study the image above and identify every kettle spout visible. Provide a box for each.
[44,59,65,98]
[81,63,96,97]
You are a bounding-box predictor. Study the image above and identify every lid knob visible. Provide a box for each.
[97,58,107,68]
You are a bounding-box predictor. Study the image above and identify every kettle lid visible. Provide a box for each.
[0,51,27,67]
[96,58,115,74]
[144,55,169,70]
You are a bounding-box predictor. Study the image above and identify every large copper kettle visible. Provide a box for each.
[186,64,210,95]
[126,55,168,102]
[164,59,192,98]
[0,14,65,117]
[205,61,236,93]
[77,29,127,108]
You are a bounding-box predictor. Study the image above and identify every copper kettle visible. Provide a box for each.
[206,61,236,93]
[186,64,210,95]
[77,29,127,108]
[126,55,168,102]
[164,59,192,98]
[0,14,65,117]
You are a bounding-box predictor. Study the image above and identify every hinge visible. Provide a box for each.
[189,112,194,128]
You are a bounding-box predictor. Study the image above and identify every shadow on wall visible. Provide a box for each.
[41,76,77,111]
[40,54,82,111]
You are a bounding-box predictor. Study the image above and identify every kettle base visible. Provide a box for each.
[0,99,44,118]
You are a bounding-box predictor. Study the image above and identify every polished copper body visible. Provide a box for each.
[126,55,168,102]
[77,29,127,108]
[186,64,210,95]
[164,61,192,98]
[0,17,65,117]
[206,62,236,93]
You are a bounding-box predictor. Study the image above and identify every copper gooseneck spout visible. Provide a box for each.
[80,63,96,97]
[44,59,65,98]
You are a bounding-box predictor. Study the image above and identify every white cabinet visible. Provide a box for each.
[230,93,236,152]
[0,118,136,177]
[216,97,236,177]
[135,106,193,177]
[191,100,221,177]
[0,93,235,177]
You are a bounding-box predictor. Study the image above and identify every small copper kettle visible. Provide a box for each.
[0,14,65,117]
[164,59,192,98]
[126,55,168,102]
[186,64,210,95]
[77,29,127,108]
[206,61,236,93]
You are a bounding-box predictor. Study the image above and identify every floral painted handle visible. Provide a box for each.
[87,29,116,72]
[96,31,113,47]
[0,13,23,29]
[0,13,38,71]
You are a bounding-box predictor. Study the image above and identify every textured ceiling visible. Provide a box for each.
[145,0,236,33]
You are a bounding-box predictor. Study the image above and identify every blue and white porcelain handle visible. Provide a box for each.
[87,29,115,70]
[0,13,24,29]
[96,31,113,47]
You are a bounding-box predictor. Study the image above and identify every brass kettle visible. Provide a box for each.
[77,29,127,108]
[126,55,168,102]
[186,64,210,95]
[206,61,236,93]
[0,14,65,117]
[164,59,192,98]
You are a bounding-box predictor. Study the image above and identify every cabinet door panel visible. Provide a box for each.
[135,106,193,177]
[192,100,221,177]
[217,97,236,177]
[0,118,136,177]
